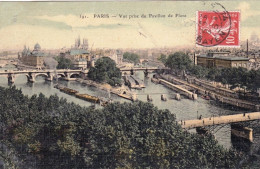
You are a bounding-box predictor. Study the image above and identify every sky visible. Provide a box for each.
[0,1,260,50]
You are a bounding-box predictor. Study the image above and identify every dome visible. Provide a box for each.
[34,43,41,51]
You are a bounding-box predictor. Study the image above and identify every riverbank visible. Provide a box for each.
[0,67,249,149]
[158,73,260,111]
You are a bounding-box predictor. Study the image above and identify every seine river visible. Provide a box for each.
[1,64,259,153]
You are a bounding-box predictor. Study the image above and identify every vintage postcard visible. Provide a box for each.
[0,1,260,168]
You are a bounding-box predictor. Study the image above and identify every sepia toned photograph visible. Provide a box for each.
[0,0,260,168]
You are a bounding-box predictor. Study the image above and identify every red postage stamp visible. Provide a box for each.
[196,11,240,47]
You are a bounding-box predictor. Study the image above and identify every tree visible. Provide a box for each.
[56,56,74,69]
[0,86,245,168]
[248,69,260,92]
[206,67,221,81]
[157,54,167,64]
[189,65,209,78]
[88,57,122,86]
[123,52,140,64]
[165,52,192,70]
[224,67,247,90]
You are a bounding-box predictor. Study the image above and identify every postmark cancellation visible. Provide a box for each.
[196,11,240,47]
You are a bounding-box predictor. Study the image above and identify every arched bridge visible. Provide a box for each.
[0,67,169,83]
[0,69,89,83]
[120,67,169,77]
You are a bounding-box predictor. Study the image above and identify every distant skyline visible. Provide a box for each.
[0,1,260,51]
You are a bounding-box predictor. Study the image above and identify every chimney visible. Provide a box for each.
[247,39,249,58]
[194,53,197,65]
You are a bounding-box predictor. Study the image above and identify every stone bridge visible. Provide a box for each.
[0,69,89,83]
[0,67,169,83]
[120,67,169,77]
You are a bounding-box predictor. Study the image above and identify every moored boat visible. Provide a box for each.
[60,87,78,95]
[75,93,100,103]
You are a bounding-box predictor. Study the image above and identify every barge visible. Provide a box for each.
[75,93,100,103]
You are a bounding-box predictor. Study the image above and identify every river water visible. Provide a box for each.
[1,64,258,152]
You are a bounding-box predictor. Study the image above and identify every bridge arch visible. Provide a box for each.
[13,74,30,81]
[70,73,81,78]
[35,73,48,79]
[56,73,65,79]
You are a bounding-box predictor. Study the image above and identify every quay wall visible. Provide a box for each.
[192,78,239,99]
[159,74,260,111]
[160,74,206,95]
[158,78,196,100]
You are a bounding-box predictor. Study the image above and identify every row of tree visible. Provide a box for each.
[54,56,121,86]
[87,57,122,86]
[55,56,74,69]
[123,52,140,64]
[0,86,244,168]
[164,52,260,92]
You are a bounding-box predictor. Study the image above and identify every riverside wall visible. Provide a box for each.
[159,74,260,111]
[158,78,197,100]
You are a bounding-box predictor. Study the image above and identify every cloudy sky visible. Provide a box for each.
[0,1,259,50]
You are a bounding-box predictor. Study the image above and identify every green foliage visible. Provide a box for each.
[157,54,167,64]
[191,66,260,92]
[0,86,244,168]
[56,56,74,69]
[189,65,209,78]
[123,52,140,64]
[165,52,192,70]
[244,69,260,92]
[164,52,260,93]
[195,66,260,92]
[206,67,221,81]
[88,57,122,86]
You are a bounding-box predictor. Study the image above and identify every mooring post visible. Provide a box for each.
[8,73,15,84]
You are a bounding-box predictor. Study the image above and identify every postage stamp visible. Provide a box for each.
[196,11,240,47]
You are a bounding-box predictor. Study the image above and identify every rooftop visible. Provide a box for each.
[208,51,230,54]
[31,51,48,57]
[198,55,249,61]
[70,49,89,55]
[215,56,249,61]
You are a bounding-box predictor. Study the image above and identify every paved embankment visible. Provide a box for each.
[158,78,197,100]
[159,74,260,111]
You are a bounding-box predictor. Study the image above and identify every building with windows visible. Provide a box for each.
[197,52,249,69]
[18,43,47,69]
[60,37,90,69]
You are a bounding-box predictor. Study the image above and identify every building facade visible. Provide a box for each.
[59,37,90,69]
[197,52,249,69]
[19,43,46,69]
